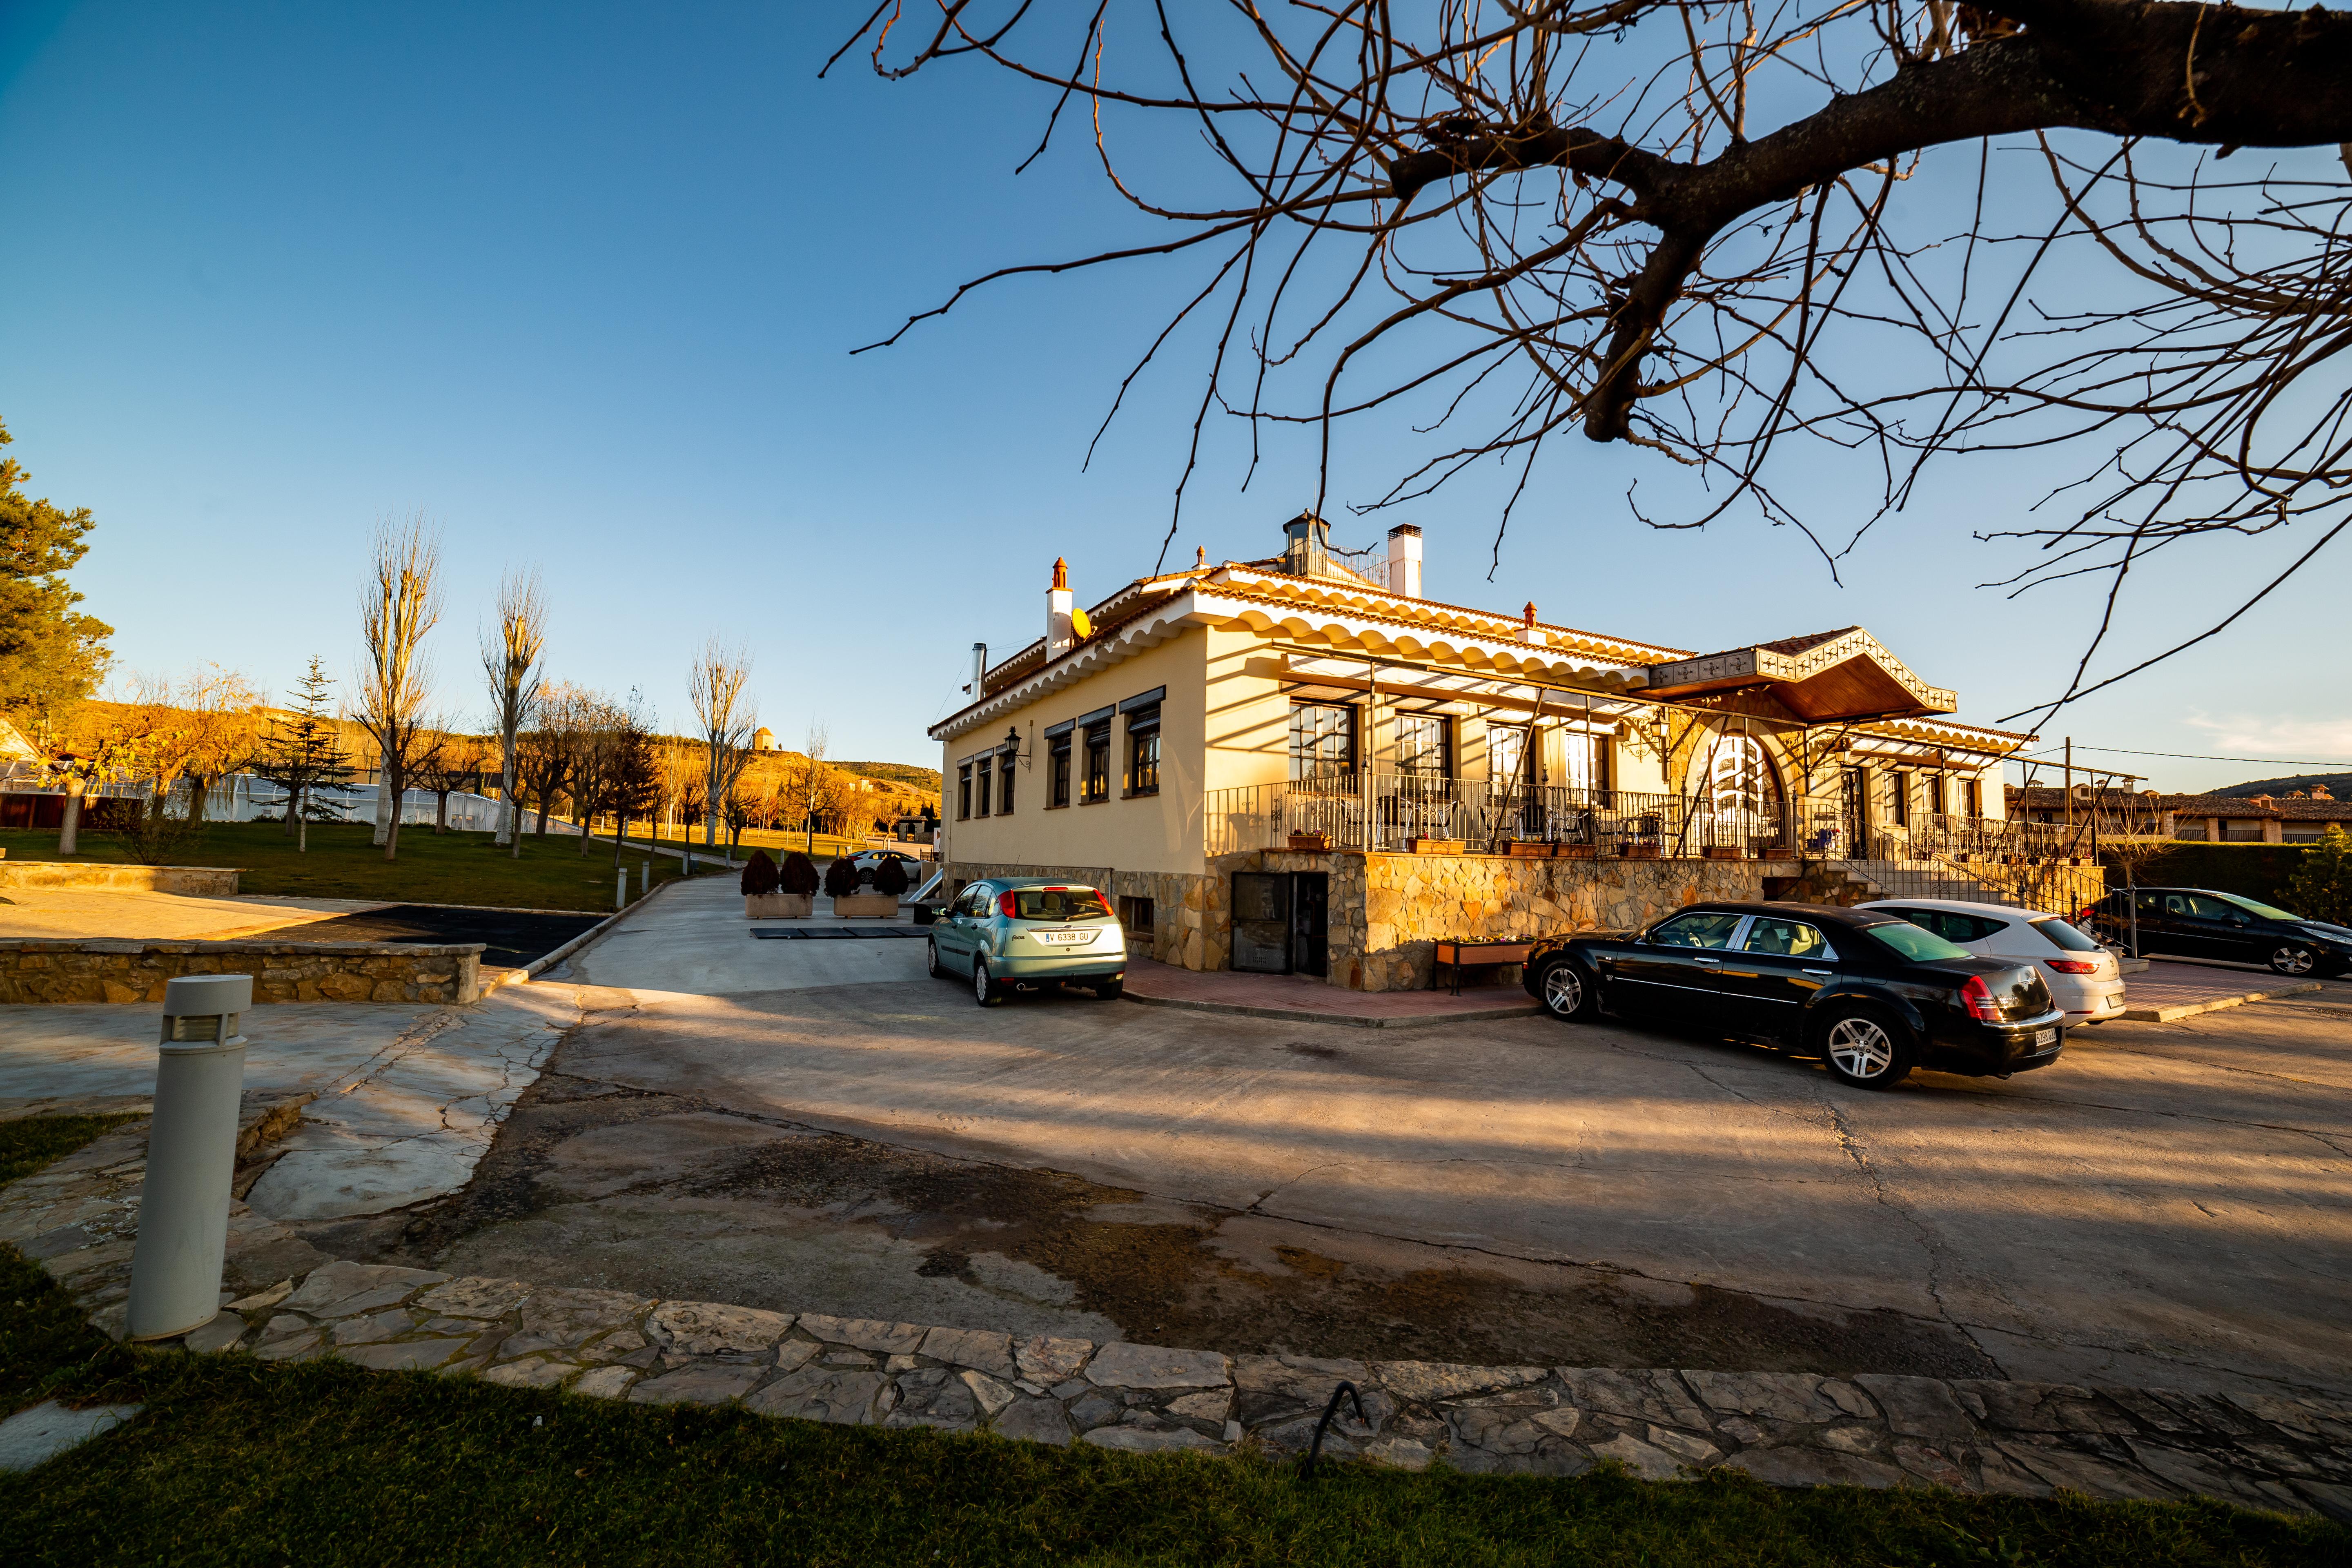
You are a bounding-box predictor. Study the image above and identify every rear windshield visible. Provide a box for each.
[1861,921,1973,962]
[1009,887,1115,921]
[2029,917,2103,953]
[2218,892,2301,923]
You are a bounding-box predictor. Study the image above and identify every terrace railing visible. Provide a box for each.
[1207,773,1809,858]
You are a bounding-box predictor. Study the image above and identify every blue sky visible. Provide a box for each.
[3,2,2344,792]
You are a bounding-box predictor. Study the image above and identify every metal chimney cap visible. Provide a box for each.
[162,974,254,1017]
[1387,523,1422,539]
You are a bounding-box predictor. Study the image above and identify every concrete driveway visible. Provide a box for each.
[377,878,2352,1403]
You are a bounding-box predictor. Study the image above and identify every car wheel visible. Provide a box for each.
[1092,978,1124,1000]
[2268,943,2319,977]
[1819,1007,1915,1089]
[1537,958,1599,1021]
[973,956,1005,1008]
[927,938,948,980]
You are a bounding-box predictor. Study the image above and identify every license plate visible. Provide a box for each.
[1034,930,1093,946]
[2034,1028,2057,1048]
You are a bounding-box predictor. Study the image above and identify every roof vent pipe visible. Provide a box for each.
[970,641,988,697]
[1385,524,1423,598]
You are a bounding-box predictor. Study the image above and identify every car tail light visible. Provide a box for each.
[996,890,1020,918]
[2046,960,2098,975]
[1960,974,2005,1022]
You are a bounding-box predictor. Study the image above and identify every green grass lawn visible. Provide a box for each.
[1,822,722,911]
[1,1119,2341,1567]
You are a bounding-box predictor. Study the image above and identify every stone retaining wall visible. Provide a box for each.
[7,1121,2347,1519]
[0,861,242,895]
[0,938,481,1004]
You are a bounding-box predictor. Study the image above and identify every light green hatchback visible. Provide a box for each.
[926,878,1127,1007]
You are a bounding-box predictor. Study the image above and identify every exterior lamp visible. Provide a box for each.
[127,973,253,1341]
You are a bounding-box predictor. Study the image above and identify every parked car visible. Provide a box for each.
[1522,901,2064,1088]
[927,878,1127,1006]
[2091,886,2352,977]
[1858,899,2126,1025]
[847,848,925,877]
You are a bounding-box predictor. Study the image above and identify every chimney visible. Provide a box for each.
[1046,557,1075,658]
[969,641,988,698]
[1281,513,1329,577]
[1385,524,1423,598]
[1520,602,1544,645]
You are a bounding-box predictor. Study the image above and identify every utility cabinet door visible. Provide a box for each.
[1289,872,1329,978]
[1231,872,1292,973]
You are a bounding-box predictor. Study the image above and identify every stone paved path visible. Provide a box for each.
[7,1124,2347,1520]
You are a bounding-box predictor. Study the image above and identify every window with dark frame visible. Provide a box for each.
[1082,722,1111,803]
[1394,713,1451,777]
[957,764,971,820]
[1048,730,1072,807]
[975,756,991,817]
[1120,895,1155,938]
[1125,705,1160,795]
[1287,702,1356,782]
[1962,777,1982,818]
[997,746,1016,814]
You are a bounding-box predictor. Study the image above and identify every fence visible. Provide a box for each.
[1207,774,1805,858]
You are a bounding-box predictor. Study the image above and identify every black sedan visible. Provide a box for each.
[1521,902,2065,1089]
[2090,886,2352,977]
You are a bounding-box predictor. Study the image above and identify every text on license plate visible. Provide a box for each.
[2033,1028,2057,1048]
[1035,931,1093,946]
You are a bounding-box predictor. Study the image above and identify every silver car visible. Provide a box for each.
[926,878,1128,1007]
[1860,898,2127,1024]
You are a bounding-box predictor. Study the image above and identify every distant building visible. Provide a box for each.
[752,727,779,751]
[2009,786,2352,844]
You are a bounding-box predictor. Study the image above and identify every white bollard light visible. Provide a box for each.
[617,867,628,909]
[127,973,252,1341]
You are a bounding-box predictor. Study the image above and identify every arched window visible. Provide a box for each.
[1709,734,1782,822]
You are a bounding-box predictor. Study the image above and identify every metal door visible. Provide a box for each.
[1232,873,1291,973]
[1289,872,1329,978]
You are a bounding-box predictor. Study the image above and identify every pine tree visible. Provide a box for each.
[0,419,114,725]
[2284,825,2352,927]
[252,658,353,852]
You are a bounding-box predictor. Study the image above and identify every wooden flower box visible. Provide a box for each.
[1407,837,1466,855]
[1506,841,1552,858]
[1555,844,1597,860]
[1702,846,1744,860]
[1621,844,1662,860]
[1287,831,1333,852]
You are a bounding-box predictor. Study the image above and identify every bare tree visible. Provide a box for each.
[687,639,755,850]
[481,569,547,860]
[839,3,2352,721]
[782,723,837,855]
[356,516,441,862]
[408,725,492,833]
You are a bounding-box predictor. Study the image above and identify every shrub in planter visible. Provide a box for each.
[824,854,864,900]
[741,850,780,897]
[778,852,820,896]
[872,857,911,898]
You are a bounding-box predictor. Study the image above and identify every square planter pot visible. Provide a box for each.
[1702,846,1744,860]
[831,892,901,919]
[1506,841,1551,858]
[1621,845,1662,860]
[745,893,813,919]
[1287,832,1332,852]
[1408,837,1466,855]
[1556,844,1597,860]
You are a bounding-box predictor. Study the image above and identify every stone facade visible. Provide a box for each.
[0,861,241,895]
[950,850,1795,992]
[0,938,482,1005]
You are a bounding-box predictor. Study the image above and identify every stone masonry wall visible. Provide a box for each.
[0,939,483,1005]
[0,861,242,895]
[943,861,1227,972]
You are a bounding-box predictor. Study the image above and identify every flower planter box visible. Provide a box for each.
[831,893,902,919]
[1620,844,1662,860]
[745,893,813,919]
[1408,837,1466,855]
[1702,846,1744,860]
[1555,844,1597,860]
[1506,841,1552,859]
[1287,831,1332,852]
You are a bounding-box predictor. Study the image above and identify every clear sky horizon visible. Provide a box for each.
[4,3,2345,793]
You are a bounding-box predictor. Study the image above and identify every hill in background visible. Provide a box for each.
[2211,771,2352,798]
[838,760,942,793]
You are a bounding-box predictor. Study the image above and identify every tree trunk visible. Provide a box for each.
[372,758,393,845]
[612,813,628,867]
[435,790,450,833]
[58,775,84,855]
[187,772,212,831]
[383,761,404,861]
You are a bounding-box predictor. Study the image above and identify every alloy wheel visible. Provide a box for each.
[973,958,992,1004]
[2273,944,2317,976]
[1826,1016,1895,1080]
[1541,964,1584,1017]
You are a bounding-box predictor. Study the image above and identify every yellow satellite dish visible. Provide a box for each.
[1069,607,1093,640]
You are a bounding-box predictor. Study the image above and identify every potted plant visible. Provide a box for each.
[1506,840,1550,858]
[1287,830,1332,852]
[1407,836,1466,854]
[742,849,784,917]
[827,853,900,918]
[1702,845,1744,860]
[764,850,818,918]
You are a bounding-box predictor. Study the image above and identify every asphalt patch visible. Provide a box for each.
[263,904,604,969]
